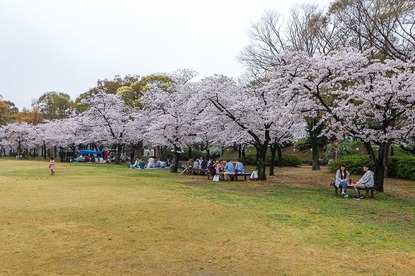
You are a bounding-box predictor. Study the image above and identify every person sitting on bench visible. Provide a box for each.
[354,164,374,200]
[335,164,350,198]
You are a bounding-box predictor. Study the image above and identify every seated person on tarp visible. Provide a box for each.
[138,159,145,169]
[130,158,139,169]
[155,159,161,168]
[147,157,155,168]
[224,160,235,180]
[160,160,167,168]
[73,155,84,162]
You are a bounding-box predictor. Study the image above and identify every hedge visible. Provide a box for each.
[328,155,372,175]
[387,156,415,180]
[244,152,301,167]
[329,155,415,180]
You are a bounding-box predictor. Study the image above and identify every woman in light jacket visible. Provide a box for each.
[335,164,350,198]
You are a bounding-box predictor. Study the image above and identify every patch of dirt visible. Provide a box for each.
[180,166,415,200]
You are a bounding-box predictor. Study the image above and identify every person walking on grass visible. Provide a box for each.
[49,157,55,176]
[354,164,374,200]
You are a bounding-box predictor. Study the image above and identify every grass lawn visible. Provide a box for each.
[1,158,414,275]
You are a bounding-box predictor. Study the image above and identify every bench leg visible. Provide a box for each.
[334,187,339,196]
[366,189,369,198]
[370,189,375,198]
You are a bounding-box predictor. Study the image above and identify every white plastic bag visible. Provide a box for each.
[213,174,220,182]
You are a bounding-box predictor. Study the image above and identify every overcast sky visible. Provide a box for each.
[0,0,333,109]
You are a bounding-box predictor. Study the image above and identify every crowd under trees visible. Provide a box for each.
[1,0,415,193]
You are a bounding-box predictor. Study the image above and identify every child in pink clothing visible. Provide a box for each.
[49,157,55,175]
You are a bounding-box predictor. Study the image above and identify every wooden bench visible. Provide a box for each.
[207,172,251,181]
[334,185,377,198]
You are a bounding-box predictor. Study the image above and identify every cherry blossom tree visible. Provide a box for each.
[124,110,150,162]
[197,74,299,180]
[38,117,91,159]
[79,91,134,164]
[141,69,198,172]
[0,122,38,156]
[272,48,415,192]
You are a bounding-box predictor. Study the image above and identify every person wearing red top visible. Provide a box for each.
[49,157,55,176]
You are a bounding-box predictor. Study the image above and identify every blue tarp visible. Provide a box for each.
[79,150,103,155]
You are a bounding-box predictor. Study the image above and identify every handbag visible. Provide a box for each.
[330,178,335,186]
[213,174,220,182]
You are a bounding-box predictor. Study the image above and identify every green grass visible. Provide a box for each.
[1,158,414,275]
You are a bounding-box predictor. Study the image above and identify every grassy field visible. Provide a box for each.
[0,158,414,275]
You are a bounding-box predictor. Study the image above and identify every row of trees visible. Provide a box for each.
[0,73,174,124]
[1,0,414,193]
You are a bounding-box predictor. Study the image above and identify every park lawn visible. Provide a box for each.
[0,159,414,275]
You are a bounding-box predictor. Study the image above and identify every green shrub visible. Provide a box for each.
[244,151,257,165]
[208,146,222,159]
[388,156,415,180]
[330,155,415,180]
[244,151,300,167]
[294,138,311,151]
[387,156,399,178]
[182,148,205,159]
[281,154,301,166]
[328,155,372,174]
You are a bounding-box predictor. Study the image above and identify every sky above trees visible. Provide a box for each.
[0,0,332,109]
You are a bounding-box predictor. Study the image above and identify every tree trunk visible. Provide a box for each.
[42,142,47,159]
[170,150,180,173]
[312,148,320,170]
[188,146,192,159]
[130,144,136,165]
[256,129,270,180]
[241,145,246,164]
[277,145,283,167]
[256,144,268,180]
[307,117,321,170]
[269,141,277,176]
[363,141,388,192]
[136,141,143,159]
[114,144,122,164]
[155,146,161,159]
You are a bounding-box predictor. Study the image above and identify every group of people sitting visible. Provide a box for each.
[129,157,171,169]
[184,157,245,179]
[334,163,375,199]
[186,157,209,171]
[73,154,112,163]
[207,159,245,180]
